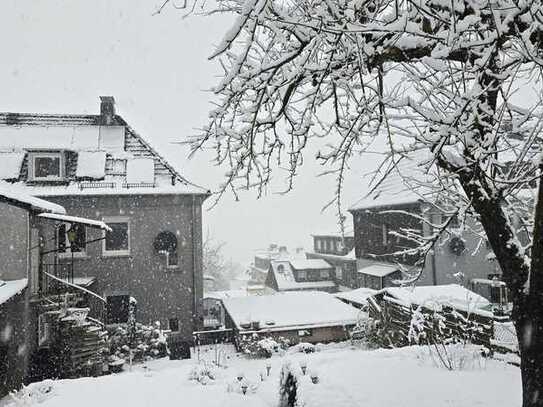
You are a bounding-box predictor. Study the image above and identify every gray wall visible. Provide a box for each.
[40,194,205,340]
[0,289,30,397]
[0,202,29,281]
[420,208,500,287]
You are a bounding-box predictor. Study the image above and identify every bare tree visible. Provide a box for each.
[203,233,243,290]
[159,0,543,404]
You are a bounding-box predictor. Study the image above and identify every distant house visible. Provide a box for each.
[307,231,357,290]
[348,155,502,298]
[265,259,337,293]
[222,291,359,345]
[0,97,210,339]
[248,245,290,287]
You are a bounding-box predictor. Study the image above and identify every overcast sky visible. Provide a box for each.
[0,0,376,265]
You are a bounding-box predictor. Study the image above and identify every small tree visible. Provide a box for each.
[157,0,543,404]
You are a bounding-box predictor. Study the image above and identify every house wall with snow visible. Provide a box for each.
[0,97,209,340]
[39,194,205,336]
[419,207,501,287]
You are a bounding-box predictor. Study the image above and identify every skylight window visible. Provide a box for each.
[30,152,64,181]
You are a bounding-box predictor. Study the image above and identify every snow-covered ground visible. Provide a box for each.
[2,343,520,407]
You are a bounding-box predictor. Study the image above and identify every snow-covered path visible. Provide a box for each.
[2,344,521,407]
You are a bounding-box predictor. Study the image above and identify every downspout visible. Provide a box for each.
[191,195,198,332]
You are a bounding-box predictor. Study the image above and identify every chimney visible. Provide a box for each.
[100,96,116,125]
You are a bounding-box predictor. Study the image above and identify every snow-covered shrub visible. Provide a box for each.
[7,380,56,406]
[188,362,217,385]
[238,334,289,358]
[289,342,315,354]
[107,322,168,364]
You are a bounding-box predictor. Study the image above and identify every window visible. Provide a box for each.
[103,217,130,256]
[30,152,63,181]
[316,239,322,252]
[382,224,389,245]
[335,266,343,281]
[58,223,86,256]
[298,270,307,280]
[169,318,180,332]
[320,269,330,279]
[153,231,178,268]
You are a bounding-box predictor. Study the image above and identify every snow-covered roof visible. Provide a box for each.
[204,289,248,300]
[270,260,336,291]
[0,102,209,198]
[0,278,27,306]
[289,259,333,270]
[76,151,107,179]
[384,284,490,314]
[335,288,378,306]
[0,181,65,214]
[37,213,111,231]
[311,229,354,238]
[350,153,434,211]
[222,291,359,331]
[307,249,357,262]
[358,263,399,278]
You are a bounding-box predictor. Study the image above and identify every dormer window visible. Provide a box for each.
[30,152,64,181]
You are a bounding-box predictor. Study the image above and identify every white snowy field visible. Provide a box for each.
[2,343,521,407]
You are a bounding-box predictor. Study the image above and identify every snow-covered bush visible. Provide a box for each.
[107,322,168,364]
[289,342,315,354]
[188,362,217,385]
[238,334,289,358]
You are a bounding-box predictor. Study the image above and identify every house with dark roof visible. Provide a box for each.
[348,155,503,298]
[306,230,358,290]
[0,97,209,341]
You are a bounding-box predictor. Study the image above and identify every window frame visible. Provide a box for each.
[320,269,330,279]
[29,151,64,181]
[335,266,343,281]
[297,269,307,280]
[102,216,131,257]
[57,223,87,258]
[165,251,179,269]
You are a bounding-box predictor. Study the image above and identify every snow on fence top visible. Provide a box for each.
[0,181,65,214]
[384,284,490,314]
[222,291,359,331]
[0,278,28,306]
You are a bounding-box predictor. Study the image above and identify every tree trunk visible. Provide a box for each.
[514,295,543,407]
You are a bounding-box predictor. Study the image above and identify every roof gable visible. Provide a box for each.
[0,108,208,196]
